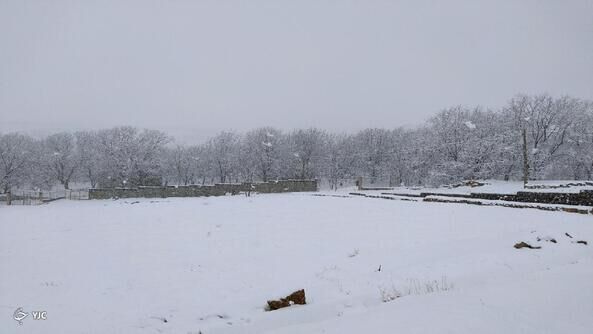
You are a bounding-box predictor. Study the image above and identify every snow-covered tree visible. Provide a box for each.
[165,145,195,185]
[505,94,576,179]
[75,131,101,188]
[206,131,240,183]
[563,100,593,179]
[96,127,170,187]
[41,132,80,189]
[3,93,591,191]
[352,128,392,184]
[0,133,36,193]
[325,134,357,190]
[286,128,327,180]
[243,127,283,182]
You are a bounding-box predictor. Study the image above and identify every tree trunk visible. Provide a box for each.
[522,128,529,188]
[300,161,306,180]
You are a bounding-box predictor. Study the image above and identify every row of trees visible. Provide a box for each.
[1,94,592,192]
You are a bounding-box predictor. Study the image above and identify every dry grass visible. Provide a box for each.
[379,276,453,303]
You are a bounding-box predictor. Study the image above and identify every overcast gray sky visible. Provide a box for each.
[1,0,592,142]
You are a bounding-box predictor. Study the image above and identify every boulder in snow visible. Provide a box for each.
[266,289,306,311]
[514,242,541,249]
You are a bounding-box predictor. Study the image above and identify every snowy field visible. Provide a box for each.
[1,193,593,333]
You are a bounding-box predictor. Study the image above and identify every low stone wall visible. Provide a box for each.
[385,189,593,207]
[525,182,593,189]
[423,196,592,215]
[470,190,593,206]
[419,192,474,199]
[88,180,317,200]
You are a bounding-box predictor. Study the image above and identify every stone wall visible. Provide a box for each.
[88,180,317,200]
[469,190,593,206]
[407,189,592,206]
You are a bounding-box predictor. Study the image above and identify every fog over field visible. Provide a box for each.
[1,0,592,140]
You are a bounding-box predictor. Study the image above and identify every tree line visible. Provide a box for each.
[1,93,592,192]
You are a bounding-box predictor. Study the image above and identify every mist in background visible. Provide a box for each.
[1,0,592,143]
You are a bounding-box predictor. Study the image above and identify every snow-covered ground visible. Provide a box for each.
[1,193,592,333]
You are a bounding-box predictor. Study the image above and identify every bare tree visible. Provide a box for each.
[564,100,593,179]
[325,133,357,190]
[75,131,101,188]
[243,127,283,182]
[207,131,240,183]
[287,128,327,180]
[42,132,80,189]
[166,145,205,185]
[96,127,170,187]
[353,128,392,184]
[506,94,576,179]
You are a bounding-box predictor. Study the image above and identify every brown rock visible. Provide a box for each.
[514,242,541,249]
[267,299,290,311]
[266,289,306,311]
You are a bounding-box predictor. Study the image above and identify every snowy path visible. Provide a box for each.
[1,194,592,333]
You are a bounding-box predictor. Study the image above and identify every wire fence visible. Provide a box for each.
[0,189,89,206]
